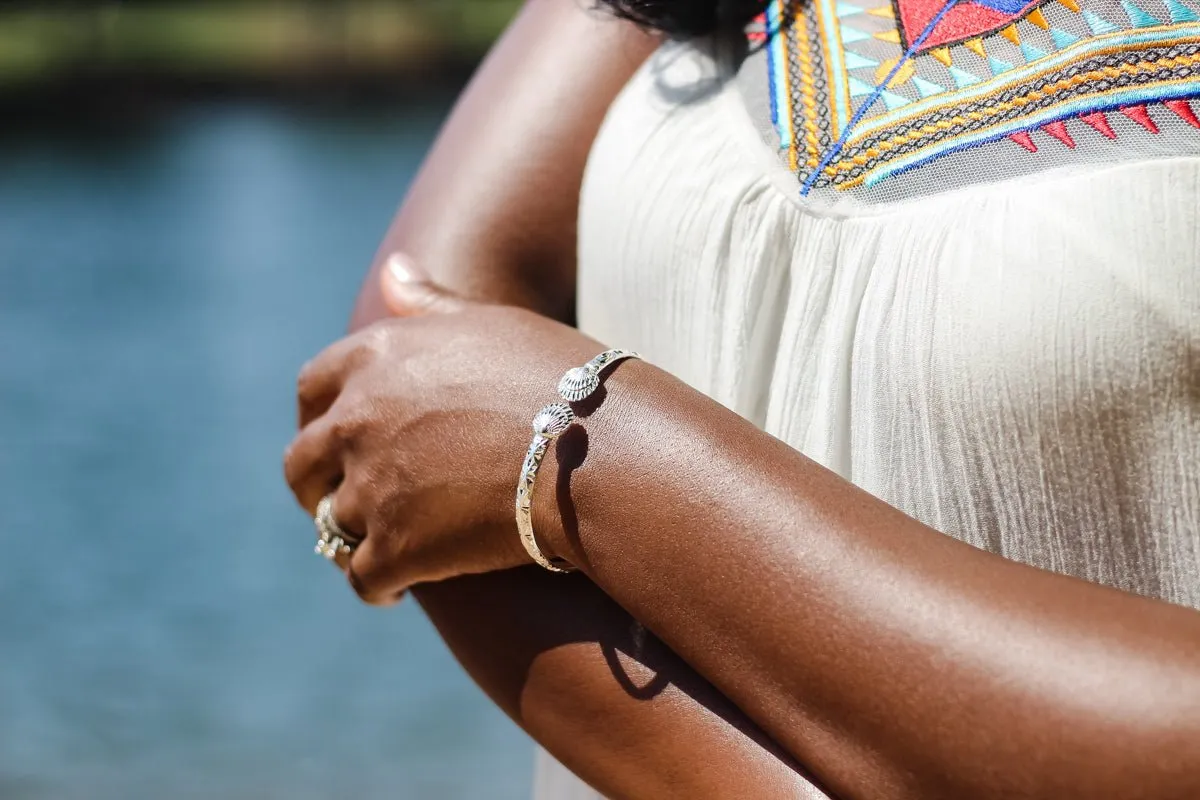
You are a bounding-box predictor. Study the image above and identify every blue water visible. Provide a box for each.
[0,102,531,799]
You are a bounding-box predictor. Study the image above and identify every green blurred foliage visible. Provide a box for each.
[0,0,524,87]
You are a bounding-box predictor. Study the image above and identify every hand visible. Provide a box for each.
[284,256,604,603]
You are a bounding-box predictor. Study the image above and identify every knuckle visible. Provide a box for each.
[281,441,303,489]
[360,324,394,360]
[329,411,363,446]
[333,482,369,531]
[347,568,390,606]
[295,360,319,402]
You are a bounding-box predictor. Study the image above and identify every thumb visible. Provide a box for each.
[380,253,469,317]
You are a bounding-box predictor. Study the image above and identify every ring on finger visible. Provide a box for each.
[314,494,361,561]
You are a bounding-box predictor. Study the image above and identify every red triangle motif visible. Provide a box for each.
[1119,104,1160,133]
[1042,120,1076,148]
[1008,130,1038,152]
[1078,111,1117,139]
[895,0,1045,53]
[1164,99,1200,130]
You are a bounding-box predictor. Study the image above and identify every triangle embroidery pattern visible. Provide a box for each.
[1051,28,1081,48]
[844,51,880,70]
[1166,98,1200,127]
[1079,111,1118,137]
[948,65,983,88]
[1021,41,1049,61]
[1083,10,1120,34]
[911,76,946,97]
[1002,99,1200,153]
[761,0,1200,193]
[848,76,877,97]
[1165,0,1200,22]
[1121,0,1162,26]
[893,0,1048,52]
[1008,130,1038,151]
[1042,120,1077,147]
[840,25,874,43]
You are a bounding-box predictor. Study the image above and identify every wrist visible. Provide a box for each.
[530,358,657,571]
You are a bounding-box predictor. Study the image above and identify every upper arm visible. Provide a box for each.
[351,0,660,328]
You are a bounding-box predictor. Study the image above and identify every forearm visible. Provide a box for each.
[418,568,817,798]
[353,296,818,793]
[538,361,1200,799]
[353,274,821,793]
[353,263,820,791]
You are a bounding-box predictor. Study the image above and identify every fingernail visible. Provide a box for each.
[386,253,422,283]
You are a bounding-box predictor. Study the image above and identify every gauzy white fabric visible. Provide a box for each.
[533,38,1200,799]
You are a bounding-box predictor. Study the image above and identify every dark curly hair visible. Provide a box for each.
[596,1,769,36]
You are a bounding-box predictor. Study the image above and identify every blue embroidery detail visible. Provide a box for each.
[802,0,961,194]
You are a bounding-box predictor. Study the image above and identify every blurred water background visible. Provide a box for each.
[0,3,532,798]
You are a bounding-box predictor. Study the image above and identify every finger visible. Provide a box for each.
[283,413,346,514]
[346,529,411,606]
[295,330,376,428]
[326,481,369,572]
[380,253,470,318]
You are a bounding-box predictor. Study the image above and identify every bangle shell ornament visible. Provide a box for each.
[531,402,575,439]
[556,366,600,403]
[517,350,642,574]
[556,349,641,403]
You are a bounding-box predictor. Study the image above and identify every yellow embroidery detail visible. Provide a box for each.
[780,14,800,171]
[964,37,987,57]
[822,50,1200,180]
[929,46,953,66]
[875,56,917,87]
[794,10,823,168]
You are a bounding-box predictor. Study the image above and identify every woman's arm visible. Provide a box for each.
[290,299,1200,800]
[309,3,1198,796]
[343,2,819,797]
[531,359,1200,799]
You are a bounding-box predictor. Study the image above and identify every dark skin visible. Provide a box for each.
[332,1,821,797]
[291,282,1200,798]
[286,1,1200,798]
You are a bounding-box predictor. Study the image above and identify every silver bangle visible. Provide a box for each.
[516,403,576,573]
[516,350,642,573]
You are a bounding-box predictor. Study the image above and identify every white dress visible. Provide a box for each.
[534,37,1200,799]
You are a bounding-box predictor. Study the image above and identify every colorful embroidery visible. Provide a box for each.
[760,0,1200,192]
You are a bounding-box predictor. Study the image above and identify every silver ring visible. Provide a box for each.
[314,494,360,561]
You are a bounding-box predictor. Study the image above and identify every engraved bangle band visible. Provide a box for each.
[516,402,577,573]
[516,349,642,573]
